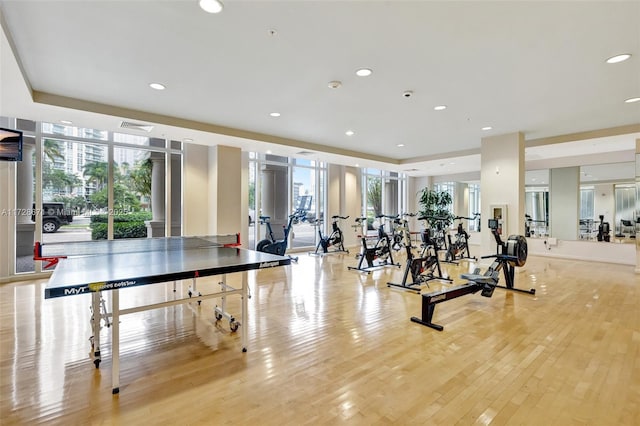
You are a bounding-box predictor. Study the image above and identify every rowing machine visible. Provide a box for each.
[410,232,532,331]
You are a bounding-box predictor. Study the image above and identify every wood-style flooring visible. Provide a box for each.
[1,250,639,425]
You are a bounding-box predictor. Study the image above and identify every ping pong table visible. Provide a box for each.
[37,235,291,394]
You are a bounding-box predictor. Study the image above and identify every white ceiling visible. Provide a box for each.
[0,0,638,177]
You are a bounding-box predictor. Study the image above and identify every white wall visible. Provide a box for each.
[528,238,635,266]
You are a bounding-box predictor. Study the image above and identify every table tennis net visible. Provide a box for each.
[37,234,241,258]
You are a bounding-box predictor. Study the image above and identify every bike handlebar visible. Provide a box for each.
[418,215,449,221]
[331,215,349,220]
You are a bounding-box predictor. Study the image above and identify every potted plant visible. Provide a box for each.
[418,188,454,230]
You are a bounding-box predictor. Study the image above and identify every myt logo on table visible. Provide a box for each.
[64,287,88,295]
[259,261,280,268]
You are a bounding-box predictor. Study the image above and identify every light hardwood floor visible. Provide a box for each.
[1,251,639,425]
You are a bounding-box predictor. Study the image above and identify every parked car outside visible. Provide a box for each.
[32,202,74,233]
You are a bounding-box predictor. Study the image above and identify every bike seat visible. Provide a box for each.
[259,215,271,221]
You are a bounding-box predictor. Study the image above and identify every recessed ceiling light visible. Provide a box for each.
[449,162,455,165]
[149,83,166,90]
[354,163,360,167]
[199,0,223,14]
[355,68,372,77]
[266,150,272,154]
[482,126,492,131]
[345,130,355,136]
[60,120,73,125]
[606,54,631,64]
[397,143,405,147]
[269,112,281,117]
[624,97,640,103]
[434,105,447,111]
[183,138,193,143]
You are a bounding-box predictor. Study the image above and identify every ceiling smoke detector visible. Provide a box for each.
[328,81,342,89]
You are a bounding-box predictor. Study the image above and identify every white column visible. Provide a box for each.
[342,166,362,248]
[16,142,34,224]
[635,138,639,274]
[16,141,35,255]
[183,143,209,236]
[209,145,242,236]
[480,132,525,257]
[145,152,166,237]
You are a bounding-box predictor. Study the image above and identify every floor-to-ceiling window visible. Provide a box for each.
[4,116,182,276]
[614,184,635,236]
[362,168,407,233]
[525,186,549,237]
[579,186,595,239]
[291,158,322,249]
[248,153,326,251]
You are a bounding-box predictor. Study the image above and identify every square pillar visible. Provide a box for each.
[208,145,242,236]
[549,167,580,240]
[480,132,525,256]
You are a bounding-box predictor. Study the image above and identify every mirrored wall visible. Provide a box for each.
[525,161,636,242]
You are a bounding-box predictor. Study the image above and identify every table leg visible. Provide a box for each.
[112,289,120,394]
[242,271,248,352]
[91,292,101,368]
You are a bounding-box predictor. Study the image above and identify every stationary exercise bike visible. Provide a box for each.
[348,216,400,273]
[385,215,405,251]
[311,215,349,255]
[387,215,452,292]
[257,209,307,261]
[444,216,477,264]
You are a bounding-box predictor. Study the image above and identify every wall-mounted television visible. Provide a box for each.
[0,127,23,161]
